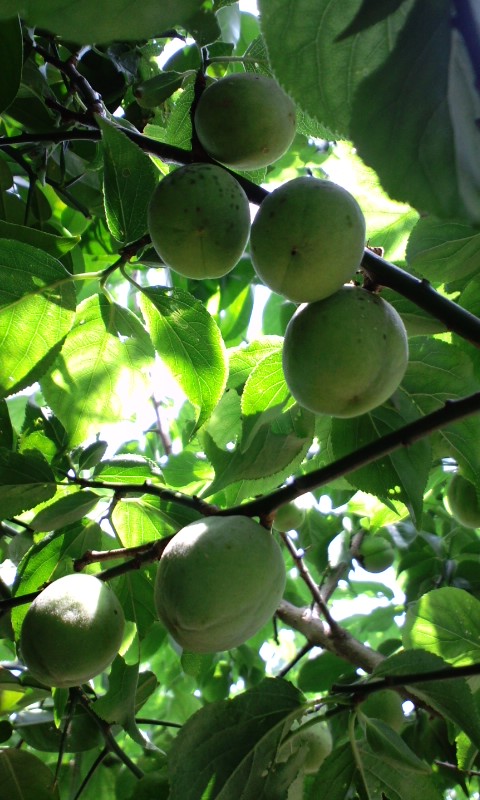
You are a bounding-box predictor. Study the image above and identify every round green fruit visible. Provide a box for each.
[361,689,405,733]
[250,178,366,303]
[147,163,250,279]
[273,503,305,532]
[194,73,296,170]
[19,573,125,689]
[358,531,395,573]
[446,473,480,528]
[282,287,409,418]
[154,516,286,653]
[13,707,102,752]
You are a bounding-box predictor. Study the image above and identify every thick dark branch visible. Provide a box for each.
[220,391,480,517]
[70,475,216,515]
[332,661,480,696]
[362,249,480,345]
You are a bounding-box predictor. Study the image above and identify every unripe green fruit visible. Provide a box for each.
[273,503,305,532]
[446,473,480,528]
[194,73,296,170]
[358,531,395,573]
[13,707,103,752]
[251,178,366,303]
[361,689,405,733]
[282,287,409,418]
[19,574,125,688]
[279,719,333,775]
[148,163,250,279]
[154,516,286,653]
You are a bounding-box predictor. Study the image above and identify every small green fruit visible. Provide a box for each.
[273,503,305,532]
[282,287,408,418]
[194,73,296,170]
[358,531,395,573]
[154,516,286,653]
[251,178,366,303]
[19,574,125,689]
[148,163,250,279]
[446,473,480,528]
[361,689,405,733]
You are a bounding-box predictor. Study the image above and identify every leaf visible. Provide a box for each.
[111,496,176,547]
[0,16,22,114]
[0,220,79,258]
[0,240,76,397]
[227,337,283,390]
[93,655,157,749]
[0,749,59,800]
[168,678,304,800]
[351,0,479,223]
[114,568,158,638]
[41,294,155,446]
[98,116,157,245]
[337,0,409,40]
[140,287,228,432]
[371,649,480,751]
[403,586,480,666]
[401,338,480,476]
[330,394,431,525]
[307,743,356,800]
[241,350,293,450]
[0,0,220,45]
[203,405,315,501]
[29,490,102,532]
[0,448,56,519]
[259,0,414,138]
[93,455,163,485]
[406,216,480,284]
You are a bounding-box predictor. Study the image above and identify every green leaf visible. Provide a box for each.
[94,655,157,748]
[0,0,220,45]
[168,678,304,800]
[98,117,157,245]
[351,0,477,222]
[140,287,228,433]
[0,17,22,114]
[259,0,413,138]
[0,749,59,800]
[114,568,158,638]
[0,448,56,519]
[241,350,293,450]
[403,586,480,666]
[307,743,356,800]
[371,649,480,751]
[203,405,315,501]
[227,337,283,390]
[331,395,431,525]
[401,338,480,476]
[111,495,175,547]
[0,240,76,397]
[41,294,155,446]
[93,455,163,485]
[354,733,440,800]
[406,217,480,284]
[0,220,79,258]
[29,490,102,532]
[337,0,409,40]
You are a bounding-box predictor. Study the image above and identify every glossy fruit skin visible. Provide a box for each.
[251,178,366,303]
[273,503,305,532]
[19,574,125,688]
[194,73,296,170]
[154,516,286,653]
[282,287,409,418]
[446,473,480,528]
[148,163,250,279]
[358,531,395,573]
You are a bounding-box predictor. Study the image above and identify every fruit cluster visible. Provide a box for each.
[148,72,409,419]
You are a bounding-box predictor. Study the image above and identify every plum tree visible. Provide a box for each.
[446,473,480,528]
[358,530,395,573]
[19,574,125,689]
[273,502,305,532]
[154,515,286,653]
[282,286,409,418]
[250,178,366,303]
[147,163,250,279]
[194,73,296,170]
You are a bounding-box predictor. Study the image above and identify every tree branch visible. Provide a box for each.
[221,391,480,518]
